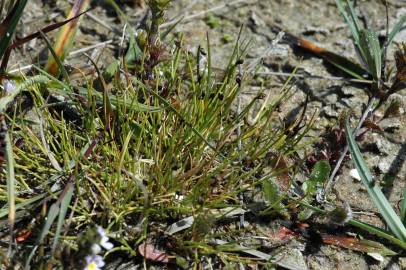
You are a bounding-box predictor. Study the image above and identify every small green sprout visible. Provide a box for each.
[205,13,221,29]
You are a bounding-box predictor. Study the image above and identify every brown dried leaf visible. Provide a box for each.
[321,234,396,256]
[362,119,383,132]
[138,242,169,263]
[269,154,291,192]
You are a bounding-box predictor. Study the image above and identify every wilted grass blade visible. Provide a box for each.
[0,0,27,60]
[7,10,88,51]
[45,0,91,75]
[345,118,406,242]
[321,233,396,256]
[0,10,87,70]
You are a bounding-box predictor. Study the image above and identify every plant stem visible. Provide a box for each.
[296,198,406,250]
[324,97,377,195]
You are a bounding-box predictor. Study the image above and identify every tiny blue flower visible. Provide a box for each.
[96,226,113,251]
[84,255,105,270]
[2,80,16,94]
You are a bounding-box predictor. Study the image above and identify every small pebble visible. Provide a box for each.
[349,169,361,181]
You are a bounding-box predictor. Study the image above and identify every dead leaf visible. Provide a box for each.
[362,119,383,132]
[138,242,170,263]
[268,154,291,192]
[268,226,298,242]
[321,234,396,256]
[16,228,32,243]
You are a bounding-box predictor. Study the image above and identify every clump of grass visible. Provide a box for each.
[0,1,309,269]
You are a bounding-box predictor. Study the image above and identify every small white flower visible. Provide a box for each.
[91,243,102,254]
[2,80,16,95]
[198,54,208,75]
[96,226,113,250]
[174,193,184,201]
[84,255,105,270]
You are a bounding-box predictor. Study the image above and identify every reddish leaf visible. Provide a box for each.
[321,234,396,256]
[15,228,32,243]
[271,25,368,80]
[362,120,383,132]
[268,226,298,242]
[138,242,169,263]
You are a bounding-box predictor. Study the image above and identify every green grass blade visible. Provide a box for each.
[323,52,367,80]
[104,0,128,23]
[37,204,60,243]
[0,0,28,59]
[145,85,225,159]
[4,125,15,242]
[348,219,406,250]
[40,31,72,87]
[297,198,406,250]
[386,14,406,50]
[345,118,406,241]
[160,17,181,41]
[25,201,60,268]
[0,193,47,219]
[0,75,50,113]
[335,0,360,45]
[51,182,74,255]
[401,184,406,225]
[63,86,164,112]
[359,30,382,81]
[345,0,362,37]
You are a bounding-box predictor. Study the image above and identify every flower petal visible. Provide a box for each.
[91,243,102,254]
[101,240,113,250]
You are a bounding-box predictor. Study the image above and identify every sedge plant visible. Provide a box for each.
[0,1,310,269]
